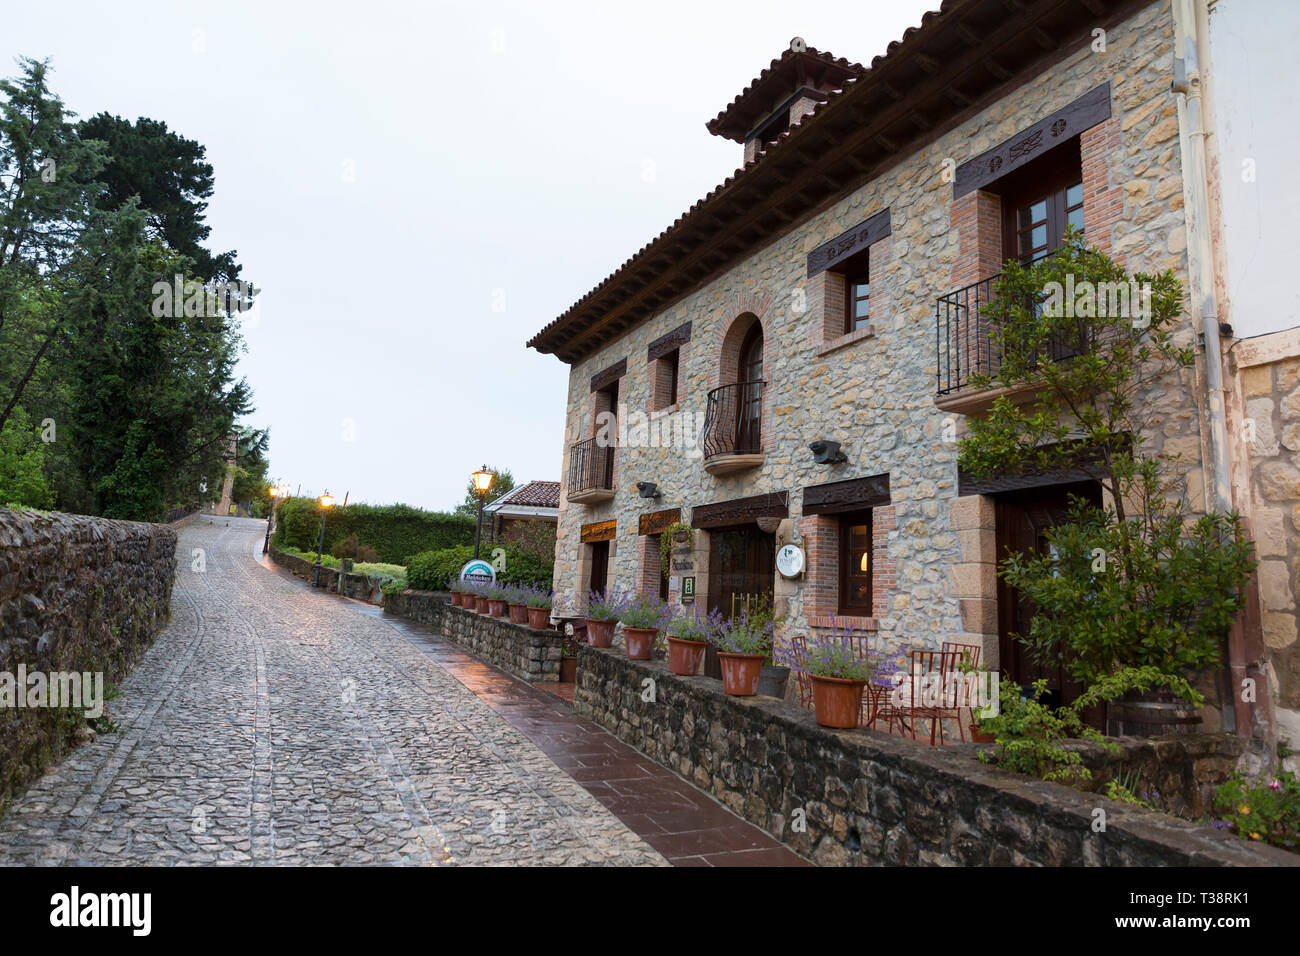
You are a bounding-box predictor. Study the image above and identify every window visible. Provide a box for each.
[999,142,1084,266]
[838,510,873,615]
[846,259,870,333]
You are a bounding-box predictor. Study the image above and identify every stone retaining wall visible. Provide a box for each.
[0,507,177,808]
[268,546,393,604]
[574,646,1297,867]
[382,591,565,683]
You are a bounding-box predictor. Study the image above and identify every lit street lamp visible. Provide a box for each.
[313,490,335,587]
[262,484,282,555]
[471,465,496,559]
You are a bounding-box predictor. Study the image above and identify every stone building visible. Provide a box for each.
[527,0,1295,751]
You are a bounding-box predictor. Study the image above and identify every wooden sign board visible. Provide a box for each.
[580,519,617,543]
[638,508,681,537]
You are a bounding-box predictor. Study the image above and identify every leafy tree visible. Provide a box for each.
[0,407,53,507]
[78,113,241,284]
[958,233,1255,696]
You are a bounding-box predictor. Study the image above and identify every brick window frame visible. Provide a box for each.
[801,505,895,629]
[710,293,776,455]
[807,223,891,357]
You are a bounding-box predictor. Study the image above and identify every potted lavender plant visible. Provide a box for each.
[665,607,721,676]
[617,594,669,661]
[522,584,554,630]
[505,584,530,625]
[804,631,885,729]
[714,604,778,696]
[584,589,626,648]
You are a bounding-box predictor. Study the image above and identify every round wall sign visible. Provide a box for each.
[776,544,805,579]
[459,558,496,585]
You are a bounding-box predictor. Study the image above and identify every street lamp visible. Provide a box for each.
[471,465,495,559]
[313,490,335,587]
[262,484,281,554]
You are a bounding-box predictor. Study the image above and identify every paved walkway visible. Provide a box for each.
[0,517,803,866]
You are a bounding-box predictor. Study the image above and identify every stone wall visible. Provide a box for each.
[268,546,389,604]
[0,508,177,808]
[383,592,565,683]
[574,646,1296,866]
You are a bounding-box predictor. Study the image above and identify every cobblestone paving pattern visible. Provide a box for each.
[0,518,666,866]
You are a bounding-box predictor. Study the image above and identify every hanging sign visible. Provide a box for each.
[776,544,805,579]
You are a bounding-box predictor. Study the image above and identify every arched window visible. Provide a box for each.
[738,323,764,451]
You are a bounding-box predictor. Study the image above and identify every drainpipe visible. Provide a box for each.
[1171,0,1254,739]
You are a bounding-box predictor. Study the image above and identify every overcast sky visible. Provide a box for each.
[9,0,936,511]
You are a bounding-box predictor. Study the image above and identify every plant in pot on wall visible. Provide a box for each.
[505,584,530,625]
[559,640,578,683]
[486,583,509,618]
[448,580,462,607]
[803,631,885,729]
[665,607,721,676]
[617,594,669,661]
[583,589,627,648]
[660,521,694,580]
[522,584,553,630]
[714,604,778,696]
[473,583,491,615]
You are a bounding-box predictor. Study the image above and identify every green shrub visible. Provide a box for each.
[405,543,554,592]
[274,499,474,564]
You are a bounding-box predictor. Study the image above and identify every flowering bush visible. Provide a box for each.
[667,607,723,644]
[584,588,631,622]
[715,600,780,656]
[521,584,553,609]
[802,627,888,683]
[1213,771,1300,852]
[618,594,670,629]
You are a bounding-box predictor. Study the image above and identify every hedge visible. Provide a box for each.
[407,544,553,592]
[273,499,474,565]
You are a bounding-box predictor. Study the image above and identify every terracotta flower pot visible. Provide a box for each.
[667,637,707,676]
[811,674,867,729]
[508,603,529,625]
[969,726,996,744]
[559,657,578,683]
[624,627,657,661]
[454,592,467,607]
[717,652,765,696]
[527,606,551,630]
[586,618,615,647]
[488,599,507,617]
[475,596,490,614]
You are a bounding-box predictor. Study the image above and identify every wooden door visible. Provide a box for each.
[704,525,775,679]
[588,540,609,600]
[994,482,1100,711]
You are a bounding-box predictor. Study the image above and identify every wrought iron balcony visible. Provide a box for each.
[934,274,1080,415]
[701,380,765,476]
[567,436,615,503]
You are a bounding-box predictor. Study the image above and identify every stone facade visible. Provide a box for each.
[0,508,177,807]
[1235,333,1300,762]
[574,646,1296,866]
[550,3,1205,670]
[382,593,566,683]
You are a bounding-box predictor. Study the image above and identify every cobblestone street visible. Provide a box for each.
[0,518,667,865]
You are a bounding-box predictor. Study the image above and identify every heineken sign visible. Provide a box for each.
[459,558,496,586]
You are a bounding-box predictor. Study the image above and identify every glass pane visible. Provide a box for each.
[855,298,870,318]
[1066,182,1083,206]
[1067,208,1084,232]
[1031,225,1047,248]
[848,525,869,549]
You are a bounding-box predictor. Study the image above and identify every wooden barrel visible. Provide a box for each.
[1107,689,1202,737]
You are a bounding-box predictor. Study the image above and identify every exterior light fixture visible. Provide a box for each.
[636,481,662,499]
[313,489,334,586]
[809,440,848,464]
[262,484,281,555]
[471,465,496,558]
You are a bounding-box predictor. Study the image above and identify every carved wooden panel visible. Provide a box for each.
[690,492,788,530]
[590,358,627,393]
[807,208,892,278]
[802,473,891,515]
[954,83,1111,198]
[647,322,692,362]
[580,519,617,543]
[638,508,682,536]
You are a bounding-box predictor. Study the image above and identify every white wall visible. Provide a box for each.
[1208,0,1300,339]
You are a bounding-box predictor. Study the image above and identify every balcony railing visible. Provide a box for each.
[567,436,614,500]
[702,380,764,460]
[935,273,1081,397]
